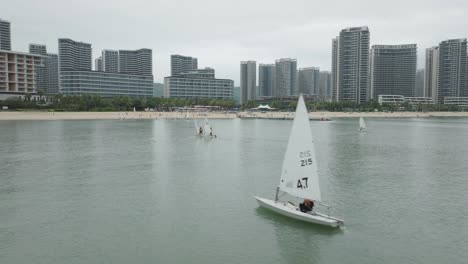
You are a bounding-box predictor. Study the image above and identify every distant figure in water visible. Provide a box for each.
[299,199,314,213]
[210,127,213,136]
[199,127,203,135]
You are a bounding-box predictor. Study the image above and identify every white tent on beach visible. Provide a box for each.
[255,105,274,110]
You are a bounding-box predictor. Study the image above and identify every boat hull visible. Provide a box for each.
[255,196,344,228]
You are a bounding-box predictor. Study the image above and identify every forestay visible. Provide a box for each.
[279,95,321,202]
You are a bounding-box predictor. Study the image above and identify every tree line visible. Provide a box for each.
[1,94,237,111]
[0,94,463,112]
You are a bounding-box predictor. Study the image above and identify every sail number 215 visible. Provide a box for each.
[299,150,313,167]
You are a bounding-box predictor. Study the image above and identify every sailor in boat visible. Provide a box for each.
[299,199,314,213]
[209,127,213,136]
[199,126,203,135]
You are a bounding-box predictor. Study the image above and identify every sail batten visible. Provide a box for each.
[278,95,321,202]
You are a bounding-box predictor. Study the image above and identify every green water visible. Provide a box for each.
[0,118,467,263]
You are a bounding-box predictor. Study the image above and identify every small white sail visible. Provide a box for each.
[204,118,212,136]
[279,95,321,202]
[194,119,200,135]
[359,117,366,131]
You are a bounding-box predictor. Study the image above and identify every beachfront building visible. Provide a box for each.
[28,44,59,95]
[102,49,119,73]
[275,58,297,97]
[0,18,11,51]
[179,67,215,79]
[332,26,370,103]
[60,71,153,97]
[95,57,103,71]
[59,38,154,97]
[416,69,425,97]
[118,49,152,76]
[164,75,233,99]
[240,60,256,104]
[425,47,439,99]
[0,50,42,97]
[58,38,92,72]
[319,71,332,101]
[370,44,417,99]
[444,97,468,107]
[29,44,47,55]
[259,64,275,97]
[378,95,434,105]
[405,97,434,105]
[171,54,198,76]
[436,39,467,104]
[377,95,405,105]
[298,67,320,95]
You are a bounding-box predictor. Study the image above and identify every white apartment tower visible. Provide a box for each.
[332,26,370,103]
[275,58,297,97]
[102,49,119,73]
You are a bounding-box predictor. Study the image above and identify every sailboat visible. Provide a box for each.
[254,95,344,228]
[194,118,215,137]
[359,117,367,132]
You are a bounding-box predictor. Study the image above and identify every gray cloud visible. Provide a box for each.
[3,0,467,84]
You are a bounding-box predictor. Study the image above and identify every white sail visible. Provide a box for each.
[359,117,366,131]
[194,119,200,134]
[204,118,211,136]
[279,95,321,202]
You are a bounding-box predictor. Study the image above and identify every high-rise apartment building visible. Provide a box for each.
[275,58,297,97]
[415,69,425,97]
[95,57,103,71]
[29,44,47,94]
[29,44,59,94]
[259,64,275,97]
[298,67,320,95]
[425,47,439,99]
[45,54,59,94]
[319,71,332,101]
[332,26,370,103]
[165,55,233,100]
[437,39,467,102]
[102,49,119,73]
[171,54,198,76]
[331,38,339,101]
[119,49,152,76]
[58,38,92,72]
[0,50,42,95]
[0,18,11,51]
[370,44,417,99]
[58,38,153,97]
[29,44,47,55]
[240,61,256,104]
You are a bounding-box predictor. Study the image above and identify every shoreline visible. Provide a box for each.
[1,111,468,120]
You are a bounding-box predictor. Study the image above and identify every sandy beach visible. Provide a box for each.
[1,111,468,121]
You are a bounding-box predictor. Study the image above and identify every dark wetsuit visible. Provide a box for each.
[299,201,314,213]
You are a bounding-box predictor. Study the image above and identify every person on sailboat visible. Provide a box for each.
[199,127,203,135]
[299,199,314,213]
[209,127,213,136]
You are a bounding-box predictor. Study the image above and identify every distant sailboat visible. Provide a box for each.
[194,118,215,137]
[255,95,344,228]
[359,117,367,132]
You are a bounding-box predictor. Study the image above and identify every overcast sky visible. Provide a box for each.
[3,0,467,85]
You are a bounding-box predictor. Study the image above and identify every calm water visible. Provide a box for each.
[1,117,468,263]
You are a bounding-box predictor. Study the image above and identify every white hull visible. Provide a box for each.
[255,196,344,228]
